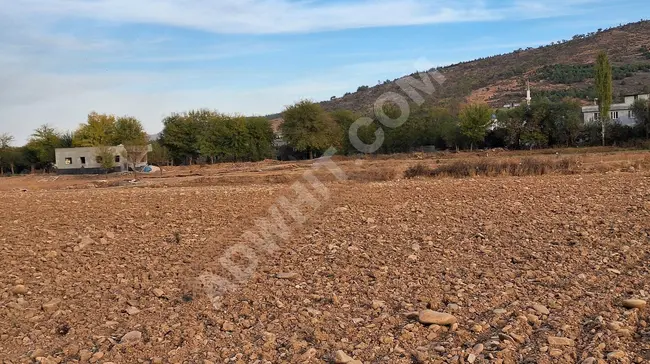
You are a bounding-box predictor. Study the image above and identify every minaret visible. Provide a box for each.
[526,79,532,106]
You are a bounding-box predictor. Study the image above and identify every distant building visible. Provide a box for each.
[582,93,649,126]
[54,145,151,174]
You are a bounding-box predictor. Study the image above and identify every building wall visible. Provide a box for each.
[583,109,637,126]
[55,147,127,171]
[624,94,649,105]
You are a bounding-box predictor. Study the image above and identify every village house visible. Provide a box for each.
[582,93,649,126]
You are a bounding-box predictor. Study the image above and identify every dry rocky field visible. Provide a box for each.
[1,151,650,364]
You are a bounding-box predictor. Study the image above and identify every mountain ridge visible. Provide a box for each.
[317,20,650,114]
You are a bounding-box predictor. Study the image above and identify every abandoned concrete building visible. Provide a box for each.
[54,145,150,174]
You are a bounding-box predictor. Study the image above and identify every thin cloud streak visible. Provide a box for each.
[6,0,606,34]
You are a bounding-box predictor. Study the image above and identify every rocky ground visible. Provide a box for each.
[1,169,649,363]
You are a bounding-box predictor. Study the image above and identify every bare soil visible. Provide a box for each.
[1,150,649,363]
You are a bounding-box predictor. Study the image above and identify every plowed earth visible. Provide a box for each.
[1,167,649,363]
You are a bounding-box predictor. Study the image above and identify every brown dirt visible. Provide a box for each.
[1,150,650,363]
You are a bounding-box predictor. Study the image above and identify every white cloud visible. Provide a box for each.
[0,0,612,143]
[5,0,602,35]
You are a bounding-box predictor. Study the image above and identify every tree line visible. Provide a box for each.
[2,96,649,175]
[2,52,650,174]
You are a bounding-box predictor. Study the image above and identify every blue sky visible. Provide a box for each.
[1,0,649,143]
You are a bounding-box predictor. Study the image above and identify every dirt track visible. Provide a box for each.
[1,160,650,363]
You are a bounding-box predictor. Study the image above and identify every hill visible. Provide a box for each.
[319,20,650,114]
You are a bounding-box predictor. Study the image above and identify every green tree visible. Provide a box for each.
[245,116,274,161]
[0,133,15,175]
[330,110,359,155]
[161,113,202,164]
[60,131,75,148]
[631,99,650,139]
[27,124,63,171]
[95,146,118,173]
[73,112,118,147]
[459,104,493,150]
[595,51,613,146]
[148,140,171,166]
[114,116,148,145]
[281,100,341,159]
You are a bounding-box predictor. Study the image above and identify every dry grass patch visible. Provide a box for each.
[405,157,580,178]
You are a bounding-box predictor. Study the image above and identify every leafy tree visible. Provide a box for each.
[148,140,171,166]
[114,116,148,145]
[631,98,650,139]
[245,116,274,161]
[73,112,117,147]
[59,131,75,148]
[95,146,119,173]
[459,104,493,150]
[27,124,63,171]
[160,113,202,164]
[0,133,15,175]
[281,100,341,159]
[595,51,613,146]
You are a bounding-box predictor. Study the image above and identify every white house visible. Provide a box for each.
[582,93,649,126]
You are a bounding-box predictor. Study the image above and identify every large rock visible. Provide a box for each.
[11,285,27,295]
[418,310,457,326]
[621,299,646,309]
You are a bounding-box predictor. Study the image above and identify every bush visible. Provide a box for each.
[404,163,434,178]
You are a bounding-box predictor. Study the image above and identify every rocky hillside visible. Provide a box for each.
[319,20,650,114]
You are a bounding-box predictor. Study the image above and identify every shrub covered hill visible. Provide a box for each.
[318,20,650,114]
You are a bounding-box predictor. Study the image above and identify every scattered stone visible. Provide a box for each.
[90,351,104,362]
[467,353,477,363]
[417,310,457,326]
[334,350,354,363]
[125,306,140,315]
[222,321,235,331]
[121,331,142,344]
[493,308,507,314]
[11,285,27,295]
[276,272,299,280]
[581,357,596,364]
[300,348,317,361]
[547,336,575,347]
[621,299,646,309]
[372,300,386,309]
[105,231,115,239]
[42,299,61,313]
[413,350,429,363]
[607,351,626,360]
[472,344,484,355]
[532,304,550,315]
[550,349,563,357]
[31,349,46,358]
[153,288,165,297]
[79,350,93,361]
[74,236,95,252]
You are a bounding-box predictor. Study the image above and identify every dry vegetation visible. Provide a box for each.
[1,148,649,363]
